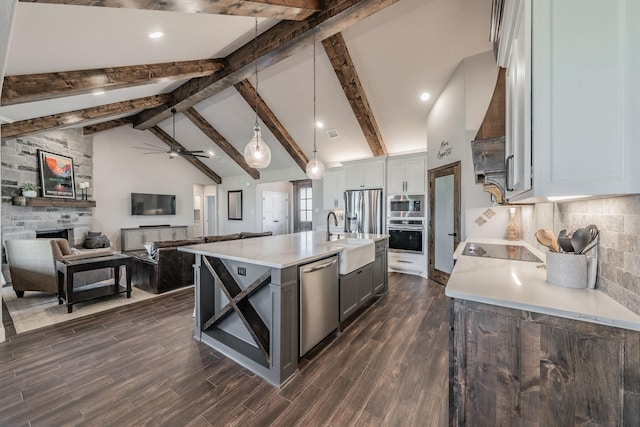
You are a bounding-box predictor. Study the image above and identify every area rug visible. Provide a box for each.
[1,285,191,334]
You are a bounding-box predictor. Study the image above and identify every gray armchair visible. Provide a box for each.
[4,238,112,298]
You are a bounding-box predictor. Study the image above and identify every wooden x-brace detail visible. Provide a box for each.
[201,256,271,363]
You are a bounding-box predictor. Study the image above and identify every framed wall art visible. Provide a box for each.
[38,150,76,199]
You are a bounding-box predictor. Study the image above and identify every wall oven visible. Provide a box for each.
[387,219,424,254]
[388,194,424,218]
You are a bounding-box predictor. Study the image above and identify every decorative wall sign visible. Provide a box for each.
[38,150,76,199]
[484,208,496,218]
[436,140,452,159]
[475,216,487,226]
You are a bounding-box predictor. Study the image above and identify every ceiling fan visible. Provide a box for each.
[134,108,209,159]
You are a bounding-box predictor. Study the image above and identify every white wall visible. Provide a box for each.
[93,126,218,250]
[216,167,307,234]
[427,50,499,240]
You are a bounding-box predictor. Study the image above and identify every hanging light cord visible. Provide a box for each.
[312,28,317,161]
[171,108,176,151]
[254,17,259,133]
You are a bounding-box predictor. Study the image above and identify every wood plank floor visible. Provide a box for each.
[0,272,449,427]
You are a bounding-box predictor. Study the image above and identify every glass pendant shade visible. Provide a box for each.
[244,125,271,169]
[306,153,325,180]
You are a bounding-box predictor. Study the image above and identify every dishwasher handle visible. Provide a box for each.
[301,258,337,273]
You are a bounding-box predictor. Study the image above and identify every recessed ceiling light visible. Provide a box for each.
[420,92,430,101]
[92,90,105,96]
[208,150,215,157]
[149,31,164,39]
[316,121,324,129]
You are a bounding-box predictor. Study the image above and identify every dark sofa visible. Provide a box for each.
[129,231,272,294]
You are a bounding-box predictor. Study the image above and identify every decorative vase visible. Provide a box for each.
[506,207,520,241]
[22,190,37,198]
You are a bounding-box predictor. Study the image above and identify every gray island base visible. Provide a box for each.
[180,231,388,387]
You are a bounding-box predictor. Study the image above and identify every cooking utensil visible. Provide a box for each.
[559,229,567,238]
[580,234,599,255]
[557,236,574,253]
[535,228,559,252]
[587,224,599,243]
[571,228,591,254]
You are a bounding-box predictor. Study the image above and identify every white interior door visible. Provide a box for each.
[428,162,460,285]
[262,191,288,235]
[434,175,454,273]
[205,195,216,236]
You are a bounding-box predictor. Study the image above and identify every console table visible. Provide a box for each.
[120,226,188,251]
[56,254,132,313]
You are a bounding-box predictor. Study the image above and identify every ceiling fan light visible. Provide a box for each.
[306,153,325,180]
[244,125,271,169]
[169,150,179,158]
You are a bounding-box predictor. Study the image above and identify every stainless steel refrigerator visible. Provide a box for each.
[344,189,384,234]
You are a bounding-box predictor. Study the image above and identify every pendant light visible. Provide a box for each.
[306,28,325,180]
[243,17,271,169]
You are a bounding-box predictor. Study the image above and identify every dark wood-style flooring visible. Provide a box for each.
[0,273,449,427]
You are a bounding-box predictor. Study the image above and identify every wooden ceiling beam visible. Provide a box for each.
[18,0,321,21]
[183,107,260,180]
[234,79,308,172]
[148,126,222,184]
[83,118,133,135]
[322,33,387,157]
[2,59,225,106]
[1,94,170,140]
[132,0,401,131]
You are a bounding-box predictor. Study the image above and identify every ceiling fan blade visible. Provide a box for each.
[142,152,166,155]
[181,152,209,158]
[184,150,206,154]
[132,146,166,152]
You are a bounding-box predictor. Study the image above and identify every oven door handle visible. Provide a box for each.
[388,226,424,231]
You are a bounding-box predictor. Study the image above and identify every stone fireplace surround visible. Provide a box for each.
[1,129,94,248]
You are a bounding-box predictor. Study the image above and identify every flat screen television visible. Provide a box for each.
[131,193,176,216]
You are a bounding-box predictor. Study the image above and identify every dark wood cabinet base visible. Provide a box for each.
[449,299,640,426]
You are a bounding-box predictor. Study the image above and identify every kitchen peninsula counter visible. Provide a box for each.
[447,238,640,425]
[180,231,388,387]
[446,237,640,331]
[182,231,387,269]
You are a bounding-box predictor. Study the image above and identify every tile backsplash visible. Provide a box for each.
[552,195,640,315]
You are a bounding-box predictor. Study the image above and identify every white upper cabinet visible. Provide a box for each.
[344,159,385,190]
[322,169,346,210]
[500,0,532,199]
[387,157,426,194]
[499,0,640,201]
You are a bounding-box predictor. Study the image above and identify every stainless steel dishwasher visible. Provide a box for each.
[299,255,339,356]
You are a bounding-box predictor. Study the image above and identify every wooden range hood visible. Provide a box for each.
[470,67,507,204]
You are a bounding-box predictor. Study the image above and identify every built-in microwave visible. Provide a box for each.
[388,194,424,218]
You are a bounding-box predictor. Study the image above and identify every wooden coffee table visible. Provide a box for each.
[56,253,133,313]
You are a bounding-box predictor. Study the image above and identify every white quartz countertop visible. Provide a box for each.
[180,231,388,269]
[446,237,640,332]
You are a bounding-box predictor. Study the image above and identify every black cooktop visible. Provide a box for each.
[462,242,542,262]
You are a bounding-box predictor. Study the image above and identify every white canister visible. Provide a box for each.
[546,251,587,289]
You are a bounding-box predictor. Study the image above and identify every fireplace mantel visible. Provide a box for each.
[11,196,96,208]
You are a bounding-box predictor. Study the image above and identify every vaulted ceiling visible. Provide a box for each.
[0,0,493,181]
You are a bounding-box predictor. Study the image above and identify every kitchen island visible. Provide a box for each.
[446,238,640,426]
[180,231,388,387]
